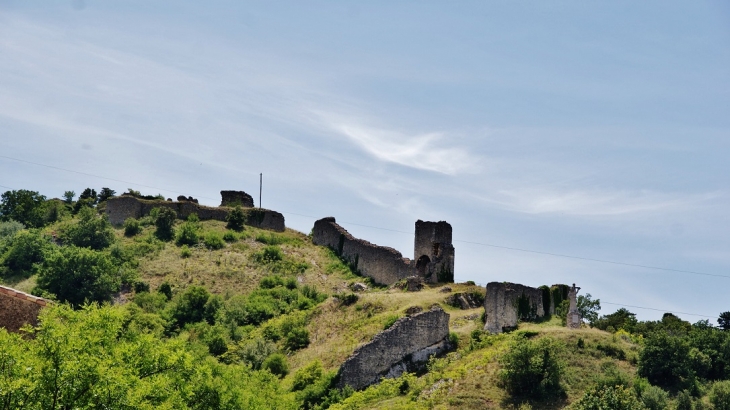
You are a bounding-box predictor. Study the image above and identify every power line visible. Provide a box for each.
[601,302,717,319]
[2,155,726,280]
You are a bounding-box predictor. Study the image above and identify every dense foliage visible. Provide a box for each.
[498,335,564,399]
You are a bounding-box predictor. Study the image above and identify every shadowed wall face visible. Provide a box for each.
[0,285,49,332]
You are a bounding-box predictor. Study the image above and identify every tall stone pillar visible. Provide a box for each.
[567,283,582,329]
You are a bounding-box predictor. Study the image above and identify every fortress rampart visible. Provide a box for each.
[0,285,50,332]
[312,217,455,285]
[484,282,572,333]
[105,190,285,232]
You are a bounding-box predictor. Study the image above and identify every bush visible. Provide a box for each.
[180,245,192,258]
[36,246,122,307]
[254,245,283,263]
[283,327,310,352]
[123,218,141,236]
[168,285,214,328]
[175,217,200,246]
[0,229,51,278]
[158,282,173,300]
[223,231,238,242]
[226,206,245,232]
[292,361,324,392]
[223,336,277,370]
[640,385,668,410]
[675,390,693,410]
[59,207,115,250]
[638,332,695,392]
[573,385,643,410]
[710,380,730,410]
[338,293,359,306]
[383,314,400,330]
[204,232,225,250]
[153,207,177,241]
[262,353,289,378]
[498,335,564,399]
[0,220,24,240]
[449,331,459,347]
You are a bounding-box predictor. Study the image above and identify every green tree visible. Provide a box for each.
[59,206,115,250]
[262,353,289,378]
[638,331,695,392]
[718,312,730,331]
[226,205,246,231]
[154,207,177,241]
[98,187,116,202]
[175,213,201,246]
[0,189,48,228]
[0,229,51,278]
[168,285,216,329]
[63,190,75,204]
[36,246,122,306]
[594,308,638,333]
[498,335,564,399]
[710,380,730,410]
[578,293,601,326]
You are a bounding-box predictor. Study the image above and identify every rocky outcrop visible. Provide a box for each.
[220,190,254,208]
[0,285,50,332]
[336,307,451,391]
[445,292,483,310]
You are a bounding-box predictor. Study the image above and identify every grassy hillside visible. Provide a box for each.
[2,201,728,409]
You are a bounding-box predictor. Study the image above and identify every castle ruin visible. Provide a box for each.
[311,217,455,286]
[105,190,285,232]
[483,282,577,333]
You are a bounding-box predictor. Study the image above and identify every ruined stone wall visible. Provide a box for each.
[413,220,455,283]
[0,285,50,332]
[312,217,414,285]
[220,190,254,208]
[484,282,546,334]
[106,196,285,232]
[337,307,451,391]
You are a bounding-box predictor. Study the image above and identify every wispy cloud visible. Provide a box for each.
[317,115,479,175]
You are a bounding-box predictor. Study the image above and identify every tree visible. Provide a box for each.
[63,190,75,204]
[573,385,643,410]
[719,312,730,331]
[153,207,177,241]
[498,335,564,399]
[578,293,601,326]
[594,308,637,333]
[0,189,48,228]
[36,246,122,306]
[226,205,246,231]
[0,229,52,278]
[78,187,98,203]
[638,331,695,392]
[59,206,115,250]
[98,187,116,202]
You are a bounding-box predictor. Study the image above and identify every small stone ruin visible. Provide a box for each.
[220,190,254,208]
[0,285,51,332]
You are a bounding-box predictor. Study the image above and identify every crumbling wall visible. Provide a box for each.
[413,220,455,283]
[0,285,50,332]
[312,217,414,285]
[484,282,547,334]
[106,195,285,232]
[220,190,254,208]
[337,307,451,391]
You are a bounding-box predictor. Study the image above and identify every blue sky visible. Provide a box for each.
[1,0,729,321]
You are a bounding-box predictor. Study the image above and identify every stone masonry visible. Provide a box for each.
[0,285,51,332]
[567,283,582,329]
[106,191,284,232]
[484,282,546,334]
[311,217,455,286]
[220,190,254,208]
[336,307,451,391]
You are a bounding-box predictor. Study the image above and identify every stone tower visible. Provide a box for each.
[413,220,455,283]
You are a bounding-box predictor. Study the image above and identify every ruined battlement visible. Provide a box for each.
[483,282,578,333]
[220,190,254,208]
[312,217,455,285]
[0,285,51,332]
[106,192,284,232]
[337,307,451,391]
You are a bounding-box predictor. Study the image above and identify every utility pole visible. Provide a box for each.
[259,173,262,209]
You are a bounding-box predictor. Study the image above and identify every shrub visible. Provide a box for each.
[638,332,695,392]
[675,390,693,410]
[204,232,225,250]
[498,335,564,399]
[158,282,173,300]
[133,281,150,293]
[283,327,310,352]
[256,233,285,245]
[153,207,177,241]
[292,361,324,392]
[573,385,643,410]
[226,206,245,231]
[710,380,730,410]
[338,293,359,306]
[133,291,168,313]
[180,245,192,258]
[262,353,289,378]
[0,229,51,278]
[449,331,459,347]
[168,285,213,328]
[0,220,24,241]
[253,245,283,263]
[175,215,200,246]
[36,246,122,306]
[59,207,115,250]
[224,336,277,370]
[223,231,237,242]
[640,385,668,410]
[123,218,141,236]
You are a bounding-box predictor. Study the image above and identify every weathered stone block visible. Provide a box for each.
[0,285,50,332]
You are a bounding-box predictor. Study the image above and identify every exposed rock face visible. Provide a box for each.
[106,194,284,231]
[445,292,483,310]
[406,276,424,292]
[311,217,455,286]
[0,285,50,332]
[483,282,546,334]
[220,190,254,208]
[337,307,451,391]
